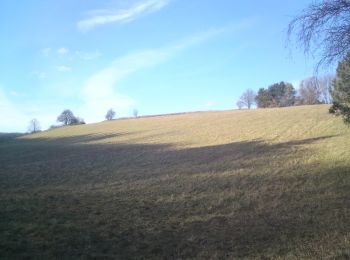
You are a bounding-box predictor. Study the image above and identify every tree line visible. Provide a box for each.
[28,108,139,133]
[237,75,334,110]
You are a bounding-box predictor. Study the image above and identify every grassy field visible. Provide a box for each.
[1,105,350,259]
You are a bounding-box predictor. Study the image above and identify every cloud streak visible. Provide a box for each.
[57,47,69,55]
[0,87,68,132]
[77,0,171,32]
[56,65,72,72]
[80,22,254,122]
[2,21,256,131]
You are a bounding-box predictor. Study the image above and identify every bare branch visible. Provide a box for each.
[288,0,350,68]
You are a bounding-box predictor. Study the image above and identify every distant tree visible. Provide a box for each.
[105,109,116,120]
[318,74,335,104]
[238,89,256,109]
[57,109,82,125]
[78,117,86,124]
[255,82,296,108]
[255,88,271,108]
[329,53,350,124]
[288,0,350,68]
[236,100,244,110]
[270,82,295,107]
[299,77,322,105]
[133,109,139,118]
[49,125,61,130]
[28,118,41,133]
[280,83,296,107]
[294,96,304,106]
[70,117,86,125]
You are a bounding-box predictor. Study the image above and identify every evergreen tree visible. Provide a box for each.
[255,88,271,108]
[255,82,296,108]
[329,54,350,124]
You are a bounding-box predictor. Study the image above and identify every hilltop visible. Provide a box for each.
[1,105,349,259]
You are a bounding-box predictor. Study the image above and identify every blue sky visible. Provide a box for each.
[0,0,322,132]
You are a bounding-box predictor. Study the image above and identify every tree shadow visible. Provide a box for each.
[1,134,349,258]
[0,133,23,143]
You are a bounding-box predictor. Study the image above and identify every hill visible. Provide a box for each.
[1,105,349,259]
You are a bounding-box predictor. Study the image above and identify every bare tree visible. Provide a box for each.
[299,77,322,105]
[28,118,41,133]
[57,109,75,125]
[288,0,350,68]
[298,75,334,105]
[318,74,335,104]
[133,109,139,118]
[238,89,256,109]
[105,109,116,120]
[236,100,244,110]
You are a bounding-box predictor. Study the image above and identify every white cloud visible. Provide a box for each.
[56,65,72,72]
[76,50,101,60]
[0,88,65,132]
[31,71,47,80]
[10,91,25,97]
[2,21,255,131]
[41,47,51,57]
[77,0,171,32]
[79,24,249,123]
[57,47,69,55]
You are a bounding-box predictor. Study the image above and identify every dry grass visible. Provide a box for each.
[1,105,350,259]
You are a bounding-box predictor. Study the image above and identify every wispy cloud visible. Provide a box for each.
[79,22,253,122]
[0,87,71,132]
[77,0,171,32]
[31,71,47,80]
[6,21,255,130]
[10,91,25,97]
[75,50,101,60]
[56,65,72,72]
[57,47,69,55]
[40,47,51,57]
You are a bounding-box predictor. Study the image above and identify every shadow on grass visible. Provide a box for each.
[1,134,349,258]
[0,134,335,188]
[0,133,23,143]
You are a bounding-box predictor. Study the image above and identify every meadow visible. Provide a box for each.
[1,105,350,259]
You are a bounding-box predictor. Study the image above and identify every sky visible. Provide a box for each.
[0,0,325,132]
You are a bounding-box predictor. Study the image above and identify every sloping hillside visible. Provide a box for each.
[1,105,349,259]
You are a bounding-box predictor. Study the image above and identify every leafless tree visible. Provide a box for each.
[298,75,334,104]
[57,109,76,125]
[133,109,139,118]
[318,74,335,103]
[236,100,244,110]
[288,0,350,68]
[238,89,256,109]
[105,109,116,120]
[28,118,41,133]
[299,77,322,105]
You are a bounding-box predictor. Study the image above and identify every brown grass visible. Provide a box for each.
[1,105,350,259]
